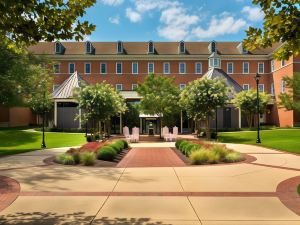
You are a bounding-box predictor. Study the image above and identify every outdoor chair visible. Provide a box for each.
[162,126,170,141]
[132,127,140,143]
[123,126,133,142]
[167,126,178,141]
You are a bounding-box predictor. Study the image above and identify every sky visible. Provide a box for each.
[81,0,264,42]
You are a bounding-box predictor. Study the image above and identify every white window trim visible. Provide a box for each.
[163,62,170,74]
[195,62,202,74]
[227,62,234,74]
[84,63,91,74]
[281,80,285,93]
[116,84,123,91]
[179,41,185,54]
[55,42,61,54]
[132,62,138,74]
[258,84,265,92]
[100,63,107,74]
[148,42,154,54]
[243,62,249,74]
[243,84,250,91]
[258,62,264,74]
[281,60,286,68]
[86,42,92,54]
[271,83,275,96]
[116,62,123,75]
[53,63,60,74]
[179,84,186,89]
[68,63,75,74]
[132,84,138,90]
[179,62,186,74]
[148,62,154,74]
[271,60,275,72]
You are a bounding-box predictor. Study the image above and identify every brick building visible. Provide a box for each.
[1,41,299,133]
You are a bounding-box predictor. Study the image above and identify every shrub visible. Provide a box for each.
[55,153,75,165]
[97,146,117,161]
[184,143,200,156]
[224,151,244,163]
[175,140,184,149]
[110,143,123,153]
[115,140,125,149]
[206,151,221,164]
[189,150,210,165]
[211,145,227,160]
[80,152,96,166]
[120,140,129,149]
[73,151,81,164]
[179,141,189,151]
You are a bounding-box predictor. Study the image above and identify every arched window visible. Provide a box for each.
[55,42,62,54]
[148,41,154,54]
[86,41,92,54]
[179,41,185,54]
[117,41,123,54]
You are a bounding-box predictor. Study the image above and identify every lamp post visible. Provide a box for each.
[255,73,261,144]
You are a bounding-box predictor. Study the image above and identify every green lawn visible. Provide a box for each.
[0,128,86,156]
[218,129,300,154]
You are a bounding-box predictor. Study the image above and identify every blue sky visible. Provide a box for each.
[82,0,264,42]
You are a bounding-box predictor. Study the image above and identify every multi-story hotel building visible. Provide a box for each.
[0,41,299,133]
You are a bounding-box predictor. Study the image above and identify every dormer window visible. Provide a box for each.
[209,52,221,68]
[208,41,217,53]
[179,41,185,54]
[148,41,154,54]
[55,42,62,54]
[86,41,93,54]
[117,41,123,54]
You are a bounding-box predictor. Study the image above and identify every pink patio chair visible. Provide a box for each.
[169,126,178,141]
[162,126,170,141]
[132,127,140,143]
[123,126,133,142]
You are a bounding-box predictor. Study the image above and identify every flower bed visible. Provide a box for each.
[175,140,245,165]
[55,139,129,166]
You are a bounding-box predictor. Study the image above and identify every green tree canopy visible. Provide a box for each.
[75,82,127,134]
[179,77,229,138]
[1,0,96,46]
[232,89,272,128]
[279,73,300,112]
[136,73,180,137]
[243,0,300,60]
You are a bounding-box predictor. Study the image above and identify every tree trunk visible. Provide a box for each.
[205,117,211,140]
[159,117,162,139]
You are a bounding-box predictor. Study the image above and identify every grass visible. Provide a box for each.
[298,184,300,196]
[0,128,86,156]
[218,129,300,154]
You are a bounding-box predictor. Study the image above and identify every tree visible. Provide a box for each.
[243,0,300,60]
[279,73,300,112]
[75,82,127,138]
[124,102,140,129]
[180,77,229,139]
[136,73,180,138]
[232,89,272,128]
[1,0,96,46]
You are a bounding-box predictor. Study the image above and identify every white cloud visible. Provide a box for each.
[109,15,120,24]
[126,8,142,23]
[242,6,264,22]
[101,0,124,6]
[157,6,199,40]
[134,0,179,13]
[192,15,247,39]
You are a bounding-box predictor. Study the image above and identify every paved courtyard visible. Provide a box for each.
[0,143,299,225]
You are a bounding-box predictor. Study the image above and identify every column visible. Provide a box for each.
[119,113,122,134]
[238,107,242,129]
[54,101,57,127]
[78,108,82,129]
[139,117,142,134]
[180,110,183,134]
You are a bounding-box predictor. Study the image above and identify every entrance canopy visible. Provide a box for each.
[139,114,162,118]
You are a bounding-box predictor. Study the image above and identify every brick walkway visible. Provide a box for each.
[117,147,186,167]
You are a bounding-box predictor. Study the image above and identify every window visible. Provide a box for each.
[116,62,122,74]
[53,85,60,92]
[243,62,249,74]
[281,60,286,67]
[116,84,123,91]
[227,62,234,74]
[132,84,138,90]
[179,41,185,54]
[69,63,75,74]
[195,62,202,74]
[281,80,285,93]
[271,60,275,72]
[148,41,154,54]
[132,62,138,74]
[179,84,186,90]
[100,63,107,74]
[271,83,275,96]
[243,84,249,91]
[209,58,221,68]
[258,84,264,92]
[258,62,264,74]
[210,41,216,53]
[179,62,186,74]
[85,63,91,74]
[86,41,92,54]
[163,62,170,74]
[148,62,154,73]
[117,41,123,54]
[55,42,61,54]
[53,64,60,74]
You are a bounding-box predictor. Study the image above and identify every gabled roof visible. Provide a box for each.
[52,71,82,99]
[202,68,243,98]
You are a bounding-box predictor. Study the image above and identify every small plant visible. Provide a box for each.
[184,143,200,156]
[97,146,117,161]
[189,150,210,165]
[210,145,227,161]
[179,141,189,151]
[80,152,96,166]
[73,151,81,164]
[55,153,75,165]
[224,151,245,163]
[175,140,184,149]
[207,151,220,164]
[110,142,123,153]
[115,140,125,149]
[121,140,129,148]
